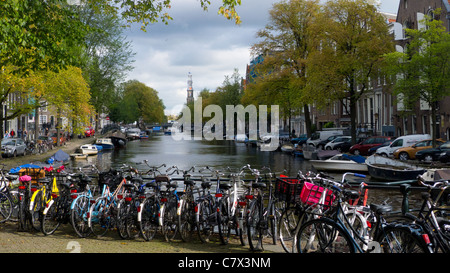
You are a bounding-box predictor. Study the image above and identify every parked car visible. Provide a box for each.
[306,130,345,148]
[368,141,393,155]
[1,138,26,157]
[324,136,351,150]
[51,132,66,145]
[316,135,344,150]
[85,127,95,137]
[393,139,445,161]
[415,141,450,162]
[375,134,431,158]
[349,136,394,156]
[291,134,308,146]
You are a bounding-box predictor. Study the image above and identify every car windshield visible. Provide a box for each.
[1,139,15,145]
[441,142,450,149]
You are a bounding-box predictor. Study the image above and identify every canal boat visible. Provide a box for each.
[311,154,368,173]
[281,144,295,153]
[70,153,88,160]
[79,144,98,155]
[95,138,114,150]
[365,155,426,181]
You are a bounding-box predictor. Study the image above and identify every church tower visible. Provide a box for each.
[187,72,194,104]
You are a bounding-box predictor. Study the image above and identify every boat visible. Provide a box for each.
[70,153,88,160]
[140,132,149,139]
[281,144,295,153]
[79,144,98,155]
[310,154,368,173]
[303,146,339,160]
[419,168,450,182]
[95,138,114,150]
[365,155,426,181]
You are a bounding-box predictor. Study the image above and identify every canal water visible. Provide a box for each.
[70,134,423,212]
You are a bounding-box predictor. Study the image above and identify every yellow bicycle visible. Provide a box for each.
[29,177,59,231]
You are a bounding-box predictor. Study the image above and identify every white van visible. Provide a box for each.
[306,130,344,148]
[375,134,431,157]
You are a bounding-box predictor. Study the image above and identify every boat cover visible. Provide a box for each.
[342,154,366,164]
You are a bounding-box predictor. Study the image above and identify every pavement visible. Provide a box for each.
[0,135,285,254]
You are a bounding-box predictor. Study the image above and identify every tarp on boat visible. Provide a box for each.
[10,163,42,174]
[342,154,366,164]
[47,149,70,163]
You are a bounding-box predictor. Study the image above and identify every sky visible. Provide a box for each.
[123,0,401,117]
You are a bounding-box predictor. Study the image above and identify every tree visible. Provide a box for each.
[43,66,94,146]
[307,0,394,144]
[243,0,320,137]
[112,80,165,126]
[0,0,88,73]
[85,0,243,29]
[75,3,135,130]
[384,12,450,147]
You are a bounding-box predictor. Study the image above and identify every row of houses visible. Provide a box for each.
[245,0,450,141]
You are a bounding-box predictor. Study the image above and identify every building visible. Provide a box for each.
[393,0,450,140]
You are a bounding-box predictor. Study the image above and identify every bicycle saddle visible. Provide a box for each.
[219,183,232,190]
[370,203,392,216]
[155,175,170,183]
[252,182,266,189]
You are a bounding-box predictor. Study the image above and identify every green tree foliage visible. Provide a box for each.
[384,11,450,146]
[0,0,88,73]
[307,0,394,143]
[110,80,165,126]
[242,0,320,137]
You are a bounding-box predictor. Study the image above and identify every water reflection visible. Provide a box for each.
[69,134,422,211]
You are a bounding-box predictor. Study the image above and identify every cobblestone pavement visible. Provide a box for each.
[0,221,283,253]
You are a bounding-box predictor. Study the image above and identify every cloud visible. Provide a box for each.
[124,0,275,116]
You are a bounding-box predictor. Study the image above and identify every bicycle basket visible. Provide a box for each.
[275,175,303,203]
[299,181,335,209]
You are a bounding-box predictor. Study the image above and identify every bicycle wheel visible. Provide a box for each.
[279,207,301,253]
[376,225,432,253]
[217,197,232,245]
[117,199,130,239]
[139,196,160,241]
[161,200,178,242]
[237,203,248,246]
[0,192,13,223]
[30,190,43,231]
[196,200,214,243]
[18,196,31,231]
[178,198,195,242]
[41,199,61,235]
[247,200,263,251]
[296,218,356,253]
[70,195,92,238]
[89,197,112,237]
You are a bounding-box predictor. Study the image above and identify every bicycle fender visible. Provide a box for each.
[137,202,144,222]
[43,199,54,215]
[195,204,200,222]
[177,199,184,216]
[29,191,40,211]
[159,204,165,226]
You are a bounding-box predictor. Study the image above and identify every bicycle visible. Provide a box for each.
[176,166,199,242]
[195,166,224,243]
[137,163,167,241]
[87,167,127,237]
[70,166,98,238]
[246,166,284,251]
[397,177,450,253]
[40,175,76,235]
[29,176,57,231]
[295,173,433,253]
[0,165,18,223]
[159,167,181,242]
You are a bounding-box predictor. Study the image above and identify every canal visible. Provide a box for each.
[70,134,423,212]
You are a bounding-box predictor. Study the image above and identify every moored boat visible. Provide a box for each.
[95,138,114,150]
[365,155,426,181]
[79,144,98,155]
[311,154,368,173]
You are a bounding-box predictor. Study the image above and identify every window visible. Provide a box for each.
[40,115,47,125]
[391,139,403,147]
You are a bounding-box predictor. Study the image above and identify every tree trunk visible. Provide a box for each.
[303,104,312,137]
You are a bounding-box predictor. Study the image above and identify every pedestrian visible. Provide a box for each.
[23,128,27,140]
[10,129,15,137]
[4,131,9,138]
